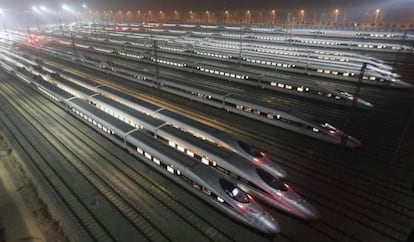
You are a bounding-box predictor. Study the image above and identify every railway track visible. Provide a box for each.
[50,60,413,241]
[0,72,120,241]
[9,42,414,241]
[0,63,292,241]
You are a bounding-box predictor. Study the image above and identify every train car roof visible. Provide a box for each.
[158,109,223,135]
[59,69,101,87]
[54,75,96,96]
[161,125,256,173]
[127,130,198,168]
[34,77,75,100]
[93,95,165,127]
[162,77,229,96]
[71,99,133,132]
[98,86,162,111]
[160,125,232,158]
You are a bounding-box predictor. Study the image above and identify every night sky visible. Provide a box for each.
[1,0,413,11]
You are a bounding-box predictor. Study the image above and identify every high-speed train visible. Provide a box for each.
[78,22,414,53]
[0,57,280,234]
[80,54,363,147]
[46,29,410,89]
[11,37,363,147]
[108,22,414,42]
[27,44,363,148]
[26,63,318,220]
[3,48,289,181]
[48,36,376,108]
[42,32,409,94]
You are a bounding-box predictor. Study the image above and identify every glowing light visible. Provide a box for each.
[0,8,3,14]
[32,6,39,13]
[237,204,247,210]
[82,4,87,9]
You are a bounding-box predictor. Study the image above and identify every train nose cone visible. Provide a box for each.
[260,214,281,234]
[272,163,288,178]
[357,99,374,109]
[342,135,362,148]
[300,202,320,220]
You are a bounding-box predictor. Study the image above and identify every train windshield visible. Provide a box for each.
[238,141,264,158]
[257,169,288,191]
[219,179,249,203]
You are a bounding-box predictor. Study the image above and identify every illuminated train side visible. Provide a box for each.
[11,44,363,148]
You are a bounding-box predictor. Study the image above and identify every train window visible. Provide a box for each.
[297,86,304,92]
[168,141,176,147]
[256,169,288,191]
[236,104,243,110]
[193,182,201,190]
[103,127,108,132]
[167,166,174,174]
[186,150,194,157]
[253,110,261,115]
[177,145,185,153]
[217,196,224,203]
[202,187,211,195]
[245,107,252,112]
[153,157,161,165]
[219,179,249,203]
[267,113,274,119]
[313,128,319,132]
[137,147,143,155]
[144,152,152,160]
[271,82,277,86]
